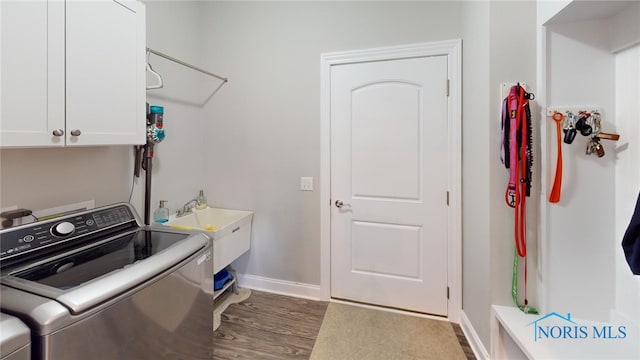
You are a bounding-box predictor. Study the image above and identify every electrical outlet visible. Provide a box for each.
[300,177,313,191]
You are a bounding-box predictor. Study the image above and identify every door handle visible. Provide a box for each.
[70,129,81,136]
[52,129,64,136]
[335,200,351,208]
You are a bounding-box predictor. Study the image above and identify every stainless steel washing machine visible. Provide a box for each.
[0,313,31,360]
[0,203,213,360]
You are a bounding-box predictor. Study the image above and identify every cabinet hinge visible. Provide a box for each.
[446,79,450,97]
[447,286,450,299]
[446,191,449,206]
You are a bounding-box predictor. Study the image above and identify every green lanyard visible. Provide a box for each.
[512,247,539,315]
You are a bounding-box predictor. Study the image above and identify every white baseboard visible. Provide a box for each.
[236,273,321,301]
[460,310,489,360]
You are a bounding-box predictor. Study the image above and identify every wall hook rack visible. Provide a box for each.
[547,106,621,158]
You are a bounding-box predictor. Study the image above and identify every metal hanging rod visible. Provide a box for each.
[146,47,228,83]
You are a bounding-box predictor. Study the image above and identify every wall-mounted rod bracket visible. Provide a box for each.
[146,47,228,83]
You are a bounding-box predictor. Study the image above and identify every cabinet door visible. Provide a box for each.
[66,0,145,146]
[0,1,65,147]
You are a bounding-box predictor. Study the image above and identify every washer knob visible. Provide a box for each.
[52,222,75,237]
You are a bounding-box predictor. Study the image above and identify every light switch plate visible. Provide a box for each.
[300,177,313,191]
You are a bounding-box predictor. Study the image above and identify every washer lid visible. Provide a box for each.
[4,230,209,315]
[0,313,30,357]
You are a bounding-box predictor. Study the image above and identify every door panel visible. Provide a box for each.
[330,55,449,315]
[66,0,145,146]
[352,81,422,200]
[0,0,65,147]
[351,221,422,279]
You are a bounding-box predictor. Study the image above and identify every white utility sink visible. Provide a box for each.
[165,207,253,273]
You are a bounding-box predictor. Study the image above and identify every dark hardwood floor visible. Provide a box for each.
[213,290,475,360]
[214,290,328,359]
[452,322,477,360]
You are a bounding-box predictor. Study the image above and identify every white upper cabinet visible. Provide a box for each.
[0,1,65,147]
[65,0,145,146]
[0,0,146,148]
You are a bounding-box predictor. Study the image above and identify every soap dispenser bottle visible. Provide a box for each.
[154,200,169,223]
[195,190,207,210]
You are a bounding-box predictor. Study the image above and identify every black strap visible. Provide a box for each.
[502,98,511,168]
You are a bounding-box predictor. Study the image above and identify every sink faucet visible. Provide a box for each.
[176,198,199,217]
[176,190,208,217]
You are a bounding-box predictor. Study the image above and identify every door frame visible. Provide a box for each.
[319,39,462,322]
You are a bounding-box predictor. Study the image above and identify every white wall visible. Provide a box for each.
[538,0,572,25]
[0,147,132,212]
[199,1,464,286]
[139,1,214,220]
[610,1,640,52]
[461,0,492,349]
[488,0,539,310]
[544,16,617,321]
[461,0,538,349]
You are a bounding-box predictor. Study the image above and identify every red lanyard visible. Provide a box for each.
[505,86,528,258]
[503,85,535,313]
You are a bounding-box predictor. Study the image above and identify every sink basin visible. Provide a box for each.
[165,207,253,273]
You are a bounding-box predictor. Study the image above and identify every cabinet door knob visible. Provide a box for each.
[52,129,64,136]
[70,129,82,136]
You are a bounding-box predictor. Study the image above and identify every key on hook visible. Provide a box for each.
[563,112,577,144]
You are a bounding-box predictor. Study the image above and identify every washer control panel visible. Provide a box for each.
[0,204,136,262]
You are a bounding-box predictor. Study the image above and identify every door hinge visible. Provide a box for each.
[447,286,450,299]
[446,191,449,206]
[446,79,450,97]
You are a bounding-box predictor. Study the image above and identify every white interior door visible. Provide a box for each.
[330,55,449,315]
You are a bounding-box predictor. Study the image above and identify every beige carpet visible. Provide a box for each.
[310,303,467,360]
